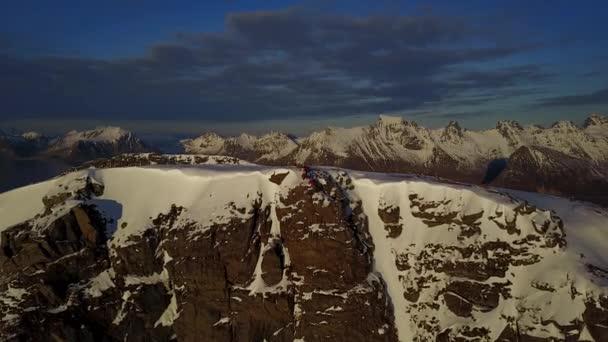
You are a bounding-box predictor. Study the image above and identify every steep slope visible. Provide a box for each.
[44,127,151,162]
[493,146,608,205]
[0,161,607,341]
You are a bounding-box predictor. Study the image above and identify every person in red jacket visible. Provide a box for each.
[302,166,315,187]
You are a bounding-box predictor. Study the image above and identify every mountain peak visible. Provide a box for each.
[446,120,462,129]
[199,132,224,140]
[377,115,404,126]
[584,113,608,128]
[444,120,463,134]
[21,131,44,140]
[92,126,129,136]
[496,120,523,131]
[551,120,579,130]
[62,126,133,143]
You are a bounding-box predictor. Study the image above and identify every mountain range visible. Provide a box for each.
[2,114,607,205]
[0,127,149,163]
[0,160,606,341]
[182,114,608,205]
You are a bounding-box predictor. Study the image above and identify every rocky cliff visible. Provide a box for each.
[0,160,607,341]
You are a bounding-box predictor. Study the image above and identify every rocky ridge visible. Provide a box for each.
[0,161,607,341]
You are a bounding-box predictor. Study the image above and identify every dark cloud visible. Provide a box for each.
[451,65,551,89]
[0,36,8,51]
[537,88,608,107]
[0,8,545,121]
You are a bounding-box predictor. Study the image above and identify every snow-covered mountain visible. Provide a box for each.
[44,127,151,162]
[1,127,153,162]
[0,161,607,341]
[0,130,51,157]
[182,114,608,205]
[584,113,608,139]
[181,132,298,164]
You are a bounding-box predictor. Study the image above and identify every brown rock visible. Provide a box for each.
[71,207,98,244]
[269,172,289,185]
[261,243,284,286]
[443,281,500,317]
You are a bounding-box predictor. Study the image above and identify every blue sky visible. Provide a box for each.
[1,0,607,135]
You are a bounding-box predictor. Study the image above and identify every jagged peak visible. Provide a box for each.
[496,120,523,131]
[198,132,224,140]
[583,113,608,127]
[445,120,464,134]
[438,121,464,143]
[446,120,462,130]
[551,120,579,130]
[377,115,405,126]
[89,126,130,136]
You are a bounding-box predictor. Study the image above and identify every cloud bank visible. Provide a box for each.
[1,8,554,123]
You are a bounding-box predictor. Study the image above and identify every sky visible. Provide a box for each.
[0,0,607,136]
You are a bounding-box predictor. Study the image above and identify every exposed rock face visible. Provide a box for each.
[0,163,607,341]
[181,114,608,206]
